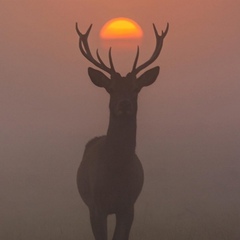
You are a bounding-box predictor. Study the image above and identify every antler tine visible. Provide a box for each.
[161,22,169,38]
[77,23,93,55]
[108,48,116,73]
[131,46,140,72]
[75,22,83,37]
[96,48,116,73]
[131,23,169,75]
[76,23,115,74]
[96,49,106,65]
[76,23,92,42]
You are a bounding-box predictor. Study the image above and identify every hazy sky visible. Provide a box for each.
[1,1,240,239]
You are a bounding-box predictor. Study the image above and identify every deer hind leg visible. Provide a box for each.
[112,206,134,240]
[89,208,108,240]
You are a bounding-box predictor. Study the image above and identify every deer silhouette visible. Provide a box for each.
[76,22,168,240]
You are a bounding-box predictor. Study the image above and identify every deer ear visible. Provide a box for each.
[137,66,160,89]
[88,67,110,88]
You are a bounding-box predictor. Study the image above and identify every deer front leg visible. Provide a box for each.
[89,208,108,240]
[112,206,134,240]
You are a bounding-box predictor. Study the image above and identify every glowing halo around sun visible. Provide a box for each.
[100,18,143,40]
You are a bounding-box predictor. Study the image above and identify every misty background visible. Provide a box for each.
[1,1,240,239]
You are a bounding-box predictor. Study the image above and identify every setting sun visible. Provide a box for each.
[100,18,143,39]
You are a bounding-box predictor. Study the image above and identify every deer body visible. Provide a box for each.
[76,23,168,240]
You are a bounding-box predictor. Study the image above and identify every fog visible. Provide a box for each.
[1,1,240,239]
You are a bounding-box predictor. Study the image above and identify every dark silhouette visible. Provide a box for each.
[76,22,169,240]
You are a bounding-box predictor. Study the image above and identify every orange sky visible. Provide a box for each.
[1,0,240,239]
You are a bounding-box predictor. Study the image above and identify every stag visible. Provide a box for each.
[76,22,169,240]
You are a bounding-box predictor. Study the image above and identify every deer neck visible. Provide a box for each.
[105,113,137,157]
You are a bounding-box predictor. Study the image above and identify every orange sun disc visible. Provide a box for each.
[100,18,143,39]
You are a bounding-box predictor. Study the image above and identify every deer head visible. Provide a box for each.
[76,23,169,118]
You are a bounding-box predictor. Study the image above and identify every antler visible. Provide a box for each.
[75,23,116,74]
[131,23,169,75]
